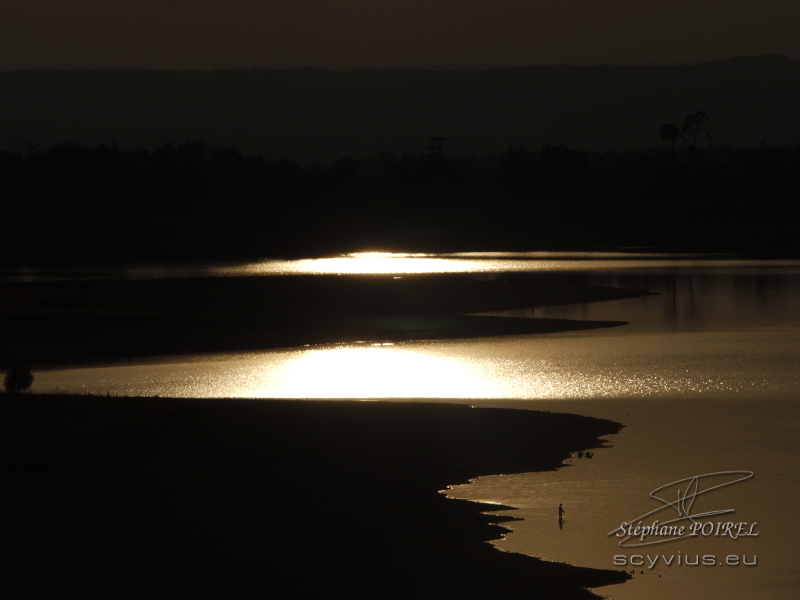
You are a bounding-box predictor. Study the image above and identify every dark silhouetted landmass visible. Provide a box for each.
[0,273,654,369]
[1,394,630,598]
[0,139,798,264]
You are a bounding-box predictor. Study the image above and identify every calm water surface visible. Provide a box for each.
[450,396,799,600]
[31,253,800,600]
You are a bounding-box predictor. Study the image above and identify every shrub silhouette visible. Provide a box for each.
[4,366,34,393]
[658,123,684,165]
[682,111,712,166]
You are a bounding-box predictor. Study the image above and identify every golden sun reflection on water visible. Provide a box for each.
[251,344,497,398]
[237,252,491,275]
[34,329,798,400]
[202,252,800,277]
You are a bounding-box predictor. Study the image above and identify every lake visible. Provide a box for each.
[30,253,800,600]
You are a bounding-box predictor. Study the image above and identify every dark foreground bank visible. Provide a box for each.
[1,394,629,599]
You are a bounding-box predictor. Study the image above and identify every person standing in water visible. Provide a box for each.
[558,503,565,528]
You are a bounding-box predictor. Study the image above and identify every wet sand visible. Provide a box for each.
[1,394,630,599]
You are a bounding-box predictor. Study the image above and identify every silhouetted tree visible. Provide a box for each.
[682,112,713,166]
[498,144,532,177]
[426,137,447,158]
[4,366,34,393]
[658,123,684,165]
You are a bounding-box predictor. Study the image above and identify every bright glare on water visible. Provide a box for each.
[34,327,799,400]
[34,258,800,400]
[6,251,800,280]
[208,252,800,276]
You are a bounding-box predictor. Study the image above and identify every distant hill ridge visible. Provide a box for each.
[2,56,798,161]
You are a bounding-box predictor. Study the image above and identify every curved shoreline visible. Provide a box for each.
[2,394,630,598]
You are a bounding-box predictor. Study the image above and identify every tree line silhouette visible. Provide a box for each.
[1,136,798,262]
[658,112,713,166]
[2,137,798,217]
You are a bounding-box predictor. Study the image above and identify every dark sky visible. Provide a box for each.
[2,0,798,70]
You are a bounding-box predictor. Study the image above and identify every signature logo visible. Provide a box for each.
[609,471,759,547]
